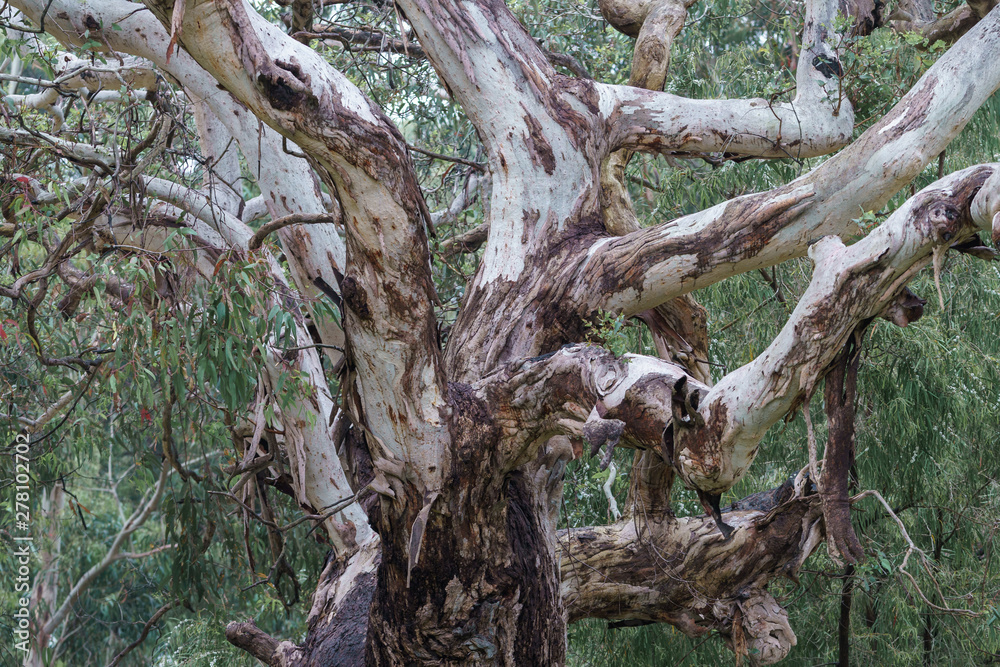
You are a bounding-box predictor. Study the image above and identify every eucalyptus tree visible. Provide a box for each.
[2,0,999,664]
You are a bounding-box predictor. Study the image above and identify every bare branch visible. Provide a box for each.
[598,0,853,159]
[42,459,171,637]
[225,619,283,667]
[586,15,1000,316]
[248,212,338,251]
[561,488,823,663]
[669,165,995,503]
[106,598,183,667]
[408,144,486,173]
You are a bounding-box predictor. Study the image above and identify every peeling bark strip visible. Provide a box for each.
[820,331,866,565]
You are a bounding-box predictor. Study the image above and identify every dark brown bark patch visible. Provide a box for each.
[341,275,372,320]
[505,471,566,665]
[820,330,866,565]
[812,55,844,79]
[302,570,376,666]
[880,287,926,327]
[522,112,557,175]
[877,75,936,141]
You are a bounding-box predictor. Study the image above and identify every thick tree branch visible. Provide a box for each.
[598,0,854,159]
[817,331,866,566]
[561,491,823,664]
[473,344,708,474]
[892,0,999,46]
[669,165,995,501]
[136,0,449,491]
[225,619,284,666]
[586,13,1000,317]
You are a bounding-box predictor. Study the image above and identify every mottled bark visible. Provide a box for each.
[891,0,998,46]
[561,489,819,664]
[229,479,824,666]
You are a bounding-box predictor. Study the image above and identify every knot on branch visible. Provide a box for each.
[584,416,625,470]
[587,354,629,398]
[879,287,926,327]
[727,592,796,665]
[925,201,963,242]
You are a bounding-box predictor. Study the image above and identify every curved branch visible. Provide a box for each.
[225,619,284,667]
[248,212,338,251]
[598,0,854,159]
[561,492,823,665]
[42,460,171,637]
[106,598,183,667]
[670,165,995,500]
[892,0,999,46]
[583,14,1000,316]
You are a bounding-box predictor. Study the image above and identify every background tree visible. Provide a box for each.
[1,0,999,664]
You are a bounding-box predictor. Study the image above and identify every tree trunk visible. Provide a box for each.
[27,483,64,667]
[367,471,565,664]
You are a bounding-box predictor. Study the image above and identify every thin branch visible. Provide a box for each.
[42,459,171,637]
[0,72,57,87]
[803,402,821,485]
[293,27,426,58]
[407,144,486,173]
[206,489,361,533]
[106,598,183,667]
[850,490,981,618]
[248,212,338,251]
[273,343,345,353]
[118,543,176,560]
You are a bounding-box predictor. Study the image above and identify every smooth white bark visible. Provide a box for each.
[678,165,997,495]
[591,9,1000,316]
